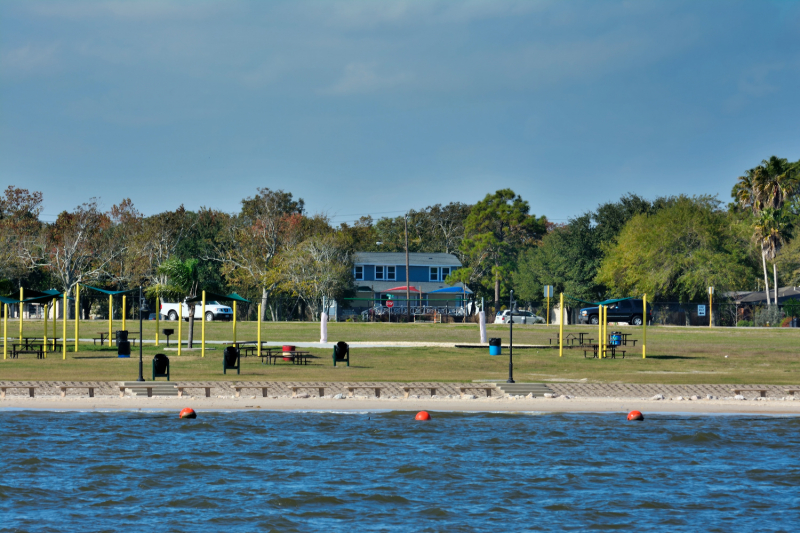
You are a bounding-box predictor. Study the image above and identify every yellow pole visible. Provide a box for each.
[52,298,56,341]
[201,291,206,358]
[709,289,713,328]
[62,292,67,359]
[642,294,647,359]
[155,297,160,346]
[257,303,262,357]
[178,301,182,356]
[558,293,563,357]
[44,304,48,358]
[108,294,113,346]
[3,304,7,359]
[122,294,126,332]
[547,294,550,325]
[602,305,607,358]
[597,304,602,358]
[74,284,80,352]
[233,301,237,345]
[19,287,23,342]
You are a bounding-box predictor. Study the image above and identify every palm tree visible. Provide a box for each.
[754,209,792,304]
[147,258,200,347]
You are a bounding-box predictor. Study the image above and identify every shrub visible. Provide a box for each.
[736,320,753,327]
[755,306,784,327]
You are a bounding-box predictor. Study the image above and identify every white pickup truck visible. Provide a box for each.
[159,300,234,321]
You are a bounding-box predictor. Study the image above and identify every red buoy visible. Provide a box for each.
[415,411,431,421]
[179,408,197,419]
[627,410,644,421]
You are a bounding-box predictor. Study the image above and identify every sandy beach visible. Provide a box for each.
[3,394,800,415]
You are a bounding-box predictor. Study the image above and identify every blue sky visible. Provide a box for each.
[2,0,799,225]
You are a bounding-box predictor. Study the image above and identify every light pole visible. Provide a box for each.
[137,286,150,382]
[507,289,515,383]
[404,213,411,323]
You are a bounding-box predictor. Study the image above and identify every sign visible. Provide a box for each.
[708,286,714,295]
[386,300,394,308]
[543,285,554,298]
[698,304,706,317]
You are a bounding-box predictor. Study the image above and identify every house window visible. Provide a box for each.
[441,267,451,280]
[375,266,385,280]
[354,266,364,280]
[430,267,439,281]
[387,266,396,280]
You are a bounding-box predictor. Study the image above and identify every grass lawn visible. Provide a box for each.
[1,320,798,384]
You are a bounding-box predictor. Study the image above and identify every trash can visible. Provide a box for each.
[610,332,622,346]
[117,340,131,358]
[489,337,502,356]
[223,346,240,375]
[115,330,129,347]
[152,353,170,380]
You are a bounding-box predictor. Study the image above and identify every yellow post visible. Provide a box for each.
[74,284,80,351]
[602,305,607,358]
[3,304,7,359]
[597,304,602,358]
[44,304,48,358]
[558,293,564,357]
[108,294,113,346]
[177,301,182,356]
[52,298,57,341]
[233,301,237,345]
[257,303,262,357]
[19,287,23,342]
[642,294,647,359]
[201,291,206,358]
[155,297,160,346]
[709,287,713,328]
[62,292,67,359]
[547,295,550,325]
[122,294,126,332]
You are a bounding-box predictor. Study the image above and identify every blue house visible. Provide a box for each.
[352,252,471,307]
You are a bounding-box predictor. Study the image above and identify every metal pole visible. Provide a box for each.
[3,303,7,359]
[201,291,206,358]
[108,294,113,346]
[558,293,564,357]
[405,214,410,323]
[178,300,182,356]
[137,286,144,381]
[122,294,126,332]
[508,290,514,383]
[44,304,48,358]
[642,294,647,359]
[62,292,67,359]
[257,302,262,357]
[74,285,80,352]
[233,300,237,344]
[19,287,23,342]
[155,296,160,346]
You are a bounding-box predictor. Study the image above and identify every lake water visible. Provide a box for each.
[1,410,798,531]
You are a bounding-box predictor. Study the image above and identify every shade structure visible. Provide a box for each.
[186,291,251,303]
[384,286,420,293]
[428,286,473,294]
[83,285,138,296]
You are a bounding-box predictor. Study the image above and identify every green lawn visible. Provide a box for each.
[1,319,798,384]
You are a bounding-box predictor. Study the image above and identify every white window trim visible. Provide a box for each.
[386,266,396,281]
[375,265,385,280]
[430,267,439,282]
[354,266,364,281]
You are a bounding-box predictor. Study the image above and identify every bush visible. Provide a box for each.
[781,317,793,327]
[755,306,784,327]
[736,320,753,327]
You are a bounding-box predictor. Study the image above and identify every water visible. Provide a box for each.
[1,410,799,532]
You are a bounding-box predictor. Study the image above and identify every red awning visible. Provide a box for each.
[384,286,420,292]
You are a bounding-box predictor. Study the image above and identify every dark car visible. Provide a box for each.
[577,299,651,326]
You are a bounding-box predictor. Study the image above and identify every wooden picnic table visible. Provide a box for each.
[550,332,594,346]
[94,332,110,345]
[11,343,45,359]
[234,341,271,357]
[261,348,312,365]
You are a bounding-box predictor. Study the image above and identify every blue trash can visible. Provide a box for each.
[489,338,502,356]
[610,332,622,347]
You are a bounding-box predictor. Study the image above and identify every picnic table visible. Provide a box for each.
[94,332,110,345]
[234,341,271,357]
[11,343,45,359]
[549,332,594,346]
[608,333,637,347]
[260,348,313,365]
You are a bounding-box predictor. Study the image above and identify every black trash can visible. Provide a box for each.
[118,340,131,358]
[152,353,170,380]
[223,346,240,375]
[115,330,129,347]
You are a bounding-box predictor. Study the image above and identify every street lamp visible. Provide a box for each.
[507,289,515,384]
[137,286,150,382]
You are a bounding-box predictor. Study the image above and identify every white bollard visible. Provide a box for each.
[479,311,487,343]
[320,312,328,343]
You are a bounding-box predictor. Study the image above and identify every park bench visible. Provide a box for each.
[0,383,38,398]
[291,385,325,398]
[583,345,599,358]
[606,347,626,359]
[458,386,493,398]
[59,384,96,398]
[118,384,158,398]
[731,388,769,398]
[11,344,44,359]
[402,386,437,399]
[176,383,213,398]
[784,389,800,396]
[234,383,271,398]
[347,386,382,398]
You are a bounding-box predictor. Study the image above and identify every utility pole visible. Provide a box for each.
[405,213,411,322]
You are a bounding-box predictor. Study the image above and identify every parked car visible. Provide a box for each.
[577,299,651,325]
[494,310,545,324]
[160,300,233,321]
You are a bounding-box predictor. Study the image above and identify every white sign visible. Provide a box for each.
[543,285,554,297]
[698,304,706,317]
[708,286,714,295]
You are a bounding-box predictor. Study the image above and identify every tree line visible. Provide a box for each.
[2,155,799,319]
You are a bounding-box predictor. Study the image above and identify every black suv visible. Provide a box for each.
[577,299,651,326]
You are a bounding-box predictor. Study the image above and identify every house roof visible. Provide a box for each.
[355,280,471,294]
[354,252,461,267]
[736,286,800,304]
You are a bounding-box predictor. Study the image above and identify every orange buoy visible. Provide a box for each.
[627,410,644,421]
[179,408,197,419]
[415,411,431,421]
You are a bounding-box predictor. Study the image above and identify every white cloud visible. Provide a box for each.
[1,43,60,76]
[324,62,414,95]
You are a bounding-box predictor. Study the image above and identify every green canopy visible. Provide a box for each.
[83,285,139,296]
[565,295,633,307]
[2,289,66,305]
[185,291,251,304]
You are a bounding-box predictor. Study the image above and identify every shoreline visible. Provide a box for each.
[3,396,800,414]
